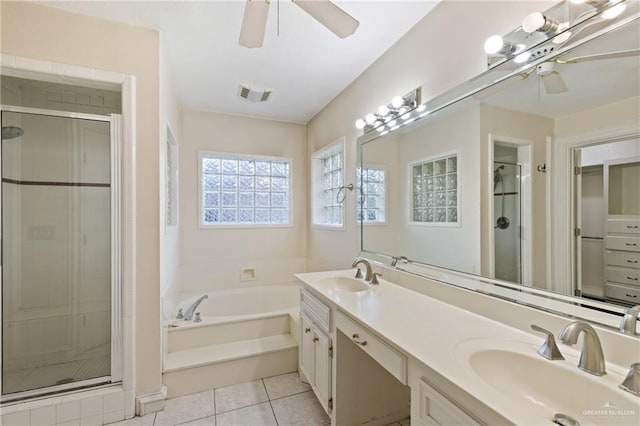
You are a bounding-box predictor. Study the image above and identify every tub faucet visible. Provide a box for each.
[352,258,373,281]
[558,321,606,376]
[183,295,208,321]
[619,305,640,335]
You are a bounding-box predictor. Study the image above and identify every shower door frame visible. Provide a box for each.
[0,105,123,402]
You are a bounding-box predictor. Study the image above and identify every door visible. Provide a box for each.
[313,327,332,413]
[1,107,120,400]
[300,314,315,384]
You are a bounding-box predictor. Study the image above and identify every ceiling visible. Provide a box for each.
[39,1,440,123]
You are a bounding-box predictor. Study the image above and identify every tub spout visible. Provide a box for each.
[183,295,208,321]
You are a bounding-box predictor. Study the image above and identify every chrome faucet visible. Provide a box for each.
[620,305,640,335]
[183,294,208,321]
[351,258,373,282]
[558,321,606,376]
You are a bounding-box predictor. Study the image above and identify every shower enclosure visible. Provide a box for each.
[1,106,121,401]
[493,161,522,283]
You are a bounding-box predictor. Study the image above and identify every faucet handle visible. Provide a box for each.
[371,272,382,285]
[531,324,565,360]
[620,362,640,396]
[354,268,363,279]
[176,308,184,319]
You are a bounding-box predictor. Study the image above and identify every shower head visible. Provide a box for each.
[2,126,24,140]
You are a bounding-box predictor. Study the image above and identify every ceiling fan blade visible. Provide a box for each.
[558,49,640,64]
[542,71,568,94]
[239,0,270,48]
[292,0,359,39]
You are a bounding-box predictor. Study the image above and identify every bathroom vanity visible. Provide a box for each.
[295,270,640,426]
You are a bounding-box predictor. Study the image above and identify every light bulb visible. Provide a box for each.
[377,105,390,116]
[365,113,376,125]
[484,35,505,54]
[522,12,546,33]
[514,51,531,64]
[355,119,366,130]
[401,112,412,121]
[391,96,405,109]
[376,125,386,133]
[387,120,397,127]
[602,3,626,19]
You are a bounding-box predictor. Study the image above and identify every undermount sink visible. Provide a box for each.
[456,339,639,425]
[317,276,369,292]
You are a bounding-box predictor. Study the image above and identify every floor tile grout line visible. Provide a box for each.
[262,378,280,425]
[213,398,270,416]
[268,389,313,403]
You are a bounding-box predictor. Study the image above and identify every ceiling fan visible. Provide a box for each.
[239,0,359,48]
[521,48,640,94]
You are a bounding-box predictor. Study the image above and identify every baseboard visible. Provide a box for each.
[136,385,167,416]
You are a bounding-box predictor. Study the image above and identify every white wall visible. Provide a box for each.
[178,110,306,295]
[1,0,163,397]
[306,0,557,271]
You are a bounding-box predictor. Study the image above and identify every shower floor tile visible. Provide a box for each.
[2,356,110,395]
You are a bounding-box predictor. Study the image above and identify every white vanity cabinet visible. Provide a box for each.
[299,289,332,414]
[604,158,640,304]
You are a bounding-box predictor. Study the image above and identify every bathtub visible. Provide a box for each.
[170,283,301,328]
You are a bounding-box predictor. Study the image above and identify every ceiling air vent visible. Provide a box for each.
[238,84,272,102]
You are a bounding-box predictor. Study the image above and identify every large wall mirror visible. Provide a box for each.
[358,0,639,333]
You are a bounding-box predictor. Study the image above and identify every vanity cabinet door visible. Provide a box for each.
[415,379,479,426]
[300,314,315,384]
[313,328,332,413]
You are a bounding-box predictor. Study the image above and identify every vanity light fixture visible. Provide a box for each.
[522,12,572,44]
[570,0,627,18]
[354,88,421,134]
[483,35,524,56]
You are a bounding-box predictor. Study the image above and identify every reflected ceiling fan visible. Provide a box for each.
[521,48,640,94]
[239,0,359,48]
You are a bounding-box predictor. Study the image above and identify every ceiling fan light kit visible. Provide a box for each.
[239,0,359,48]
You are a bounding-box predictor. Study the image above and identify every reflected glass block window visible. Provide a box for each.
[357,166,386,223]
[200,153,290,226]
[321,151,343,226]
[411,154,459,225]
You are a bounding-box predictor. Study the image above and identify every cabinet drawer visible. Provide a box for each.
[336,311,407,385]
[608,218,640,235]
[606,250,640,269]
[606,235,640,252]
[607,267,640,286]
[301,289,330,333]
[606,283,640,304]
[417,378,479,426]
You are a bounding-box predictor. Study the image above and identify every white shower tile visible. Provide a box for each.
[31,405,56,425]
[80,395,103,418]
[2,410,30,426]
[55,400,80,424]
[103,391,125,414]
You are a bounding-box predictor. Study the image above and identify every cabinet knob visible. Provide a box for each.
[313,336,319,342]
[305,327,311,333]
[352,333,367,346]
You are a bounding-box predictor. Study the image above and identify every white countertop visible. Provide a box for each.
[295,270,639,426]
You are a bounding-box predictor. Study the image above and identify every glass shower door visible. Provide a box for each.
[493,162,522,283]
[2,108,114,398]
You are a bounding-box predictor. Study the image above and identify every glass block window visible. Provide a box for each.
[200,152,290,226]
[411,154,458,225]
[312,139,345,228]
[357,166,386,223]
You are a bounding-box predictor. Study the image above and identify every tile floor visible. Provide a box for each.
[109,372,330,426]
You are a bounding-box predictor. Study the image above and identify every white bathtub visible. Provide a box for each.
[171,283,300,328]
